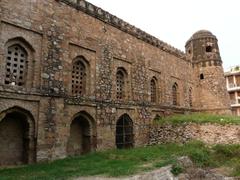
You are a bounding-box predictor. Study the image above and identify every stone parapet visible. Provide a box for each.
[57,0,186,60]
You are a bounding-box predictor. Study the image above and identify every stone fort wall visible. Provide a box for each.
[0,0,230,165]
[149,123,240,145]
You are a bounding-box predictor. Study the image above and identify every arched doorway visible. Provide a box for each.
[0,108,35,166]
[116,114,134,149]
[67,113,94,156]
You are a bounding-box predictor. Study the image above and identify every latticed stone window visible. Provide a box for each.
[72,60,86,96]
[172,83,178,106]
[5,45,27,86]
[150,78,157,103]
[189,88,193,107]
[116,70,125,100]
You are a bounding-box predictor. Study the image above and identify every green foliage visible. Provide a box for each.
[234,66,240,71]
[213,144,240,158]
[171,164,183,176]
[0,142,239,179]
[188,149,211,167]
[233,161,240,176]
[154,113,240,125]
[212,144,240,176]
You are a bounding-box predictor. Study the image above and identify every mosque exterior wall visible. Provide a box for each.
[0,0,231,164]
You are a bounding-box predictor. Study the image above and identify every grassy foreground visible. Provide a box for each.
[0,141,240,180]
[155,113,240,125]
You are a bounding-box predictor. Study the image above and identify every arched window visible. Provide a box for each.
[189,88,193,107]
[116,68,126,100]
[150,78,157,103]
[5,45,27,86]
[172,83,179,106]
[72,57,88,96]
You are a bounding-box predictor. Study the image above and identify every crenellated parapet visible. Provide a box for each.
[57,0,186,59]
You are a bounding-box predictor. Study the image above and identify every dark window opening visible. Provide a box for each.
[200,74,204,80]
[150,78,157,103]
[206,46,212,52]
[172,83,179,106]
[189,88,193,107]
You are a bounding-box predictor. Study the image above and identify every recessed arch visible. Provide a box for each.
[5,37,35,52]
[67,111,96,156]
[0,106,36,166]
[172,82,179,106]
[116,67,128,76]
[115,113,134,149]
[150,76,158,103]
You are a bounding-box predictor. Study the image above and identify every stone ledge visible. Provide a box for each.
[56,0,186,60]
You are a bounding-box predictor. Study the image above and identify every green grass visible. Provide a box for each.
[154,113,240,125]
[0,141,239,179]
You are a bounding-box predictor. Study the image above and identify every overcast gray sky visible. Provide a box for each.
[87,0,240,71]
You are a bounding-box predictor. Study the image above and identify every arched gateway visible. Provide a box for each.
[116,114,134,149]
[67,112,96,156]
[0,107,36,166]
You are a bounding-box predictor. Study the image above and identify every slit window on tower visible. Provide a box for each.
[200,73,204,80]
[172,83,179,106]
[150,78,157,103]
[189,88,193,107]
[5,45,27,86]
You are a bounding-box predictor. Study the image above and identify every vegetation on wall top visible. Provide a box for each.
[154,113,240,125]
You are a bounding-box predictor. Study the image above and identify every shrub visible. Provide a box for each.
[214,144,240,158]
[171,164,183,176]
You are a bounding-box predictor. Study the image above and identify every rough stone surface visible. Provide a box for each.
[75,157,238,180]
[75,166,176,180]
[149,123,240,145]
[0,0,232,165]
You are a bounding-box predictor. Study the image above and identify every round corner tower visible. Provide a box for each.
[185,30,231,114]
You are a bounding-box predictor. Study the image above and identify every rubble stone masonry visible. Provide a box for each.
[149,123,240,145]
[0,0,231,165]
